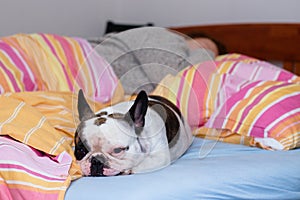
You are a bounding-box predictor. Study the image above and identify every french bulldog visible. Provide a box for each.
[74,89,193,176]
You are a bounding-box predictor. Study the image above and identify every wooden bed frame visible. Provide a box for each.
[170,23,300,75]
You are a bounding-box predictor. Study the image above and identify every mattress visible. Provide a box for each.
[65,137,300,199]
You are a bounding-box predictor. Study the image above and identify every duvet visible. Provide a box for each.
[153,54,300,150]
[0,34,123,199]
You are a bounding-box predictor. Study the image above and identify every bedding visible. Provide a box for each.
[153,54,300,150]
[93,27,214,94]
[0,91,79,199]
[0,135,72,200]
[0,33,121,102]
[0,34,124,199]
[205,80,300,150]
[65,137,300,200]
[0,29,299,200]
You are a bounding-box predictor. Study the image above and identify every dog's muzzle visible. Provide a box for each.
[90,155,108,176]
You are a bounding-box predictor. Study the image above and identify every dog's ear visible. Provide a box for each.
[78,89,95,121]
[126,90,148,128]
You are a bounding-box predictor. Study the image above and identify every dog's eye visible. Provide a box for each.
[113,146,129,154]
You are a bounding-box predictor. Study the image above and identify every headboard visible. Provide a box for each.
[170,23,300,75]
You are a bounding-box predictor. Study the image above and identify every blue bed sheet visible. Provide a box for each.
[65,138,300,200]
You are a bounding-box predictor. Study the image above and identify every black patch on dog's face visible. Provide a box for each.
[74,123,90,160]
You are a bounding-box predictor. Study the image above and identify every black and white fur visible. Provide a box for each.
[75,90,193,176]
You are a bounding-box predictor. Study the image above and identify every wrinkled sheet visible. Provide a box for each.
[65,137,300,200]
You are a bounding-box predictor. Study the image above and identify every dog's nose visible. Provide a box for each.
[90,155,106,176]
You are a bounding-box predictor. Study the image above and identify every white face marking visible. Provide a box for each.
[77,110,151,176]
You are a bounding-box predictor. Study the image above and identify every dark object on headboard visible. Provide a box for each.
[105,21,154,34]
[170,23,300,75]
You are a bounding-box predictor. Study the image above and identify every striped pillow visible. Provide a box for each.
[0,34,119,102]
[153,53,297,128]
[205,80,300,150]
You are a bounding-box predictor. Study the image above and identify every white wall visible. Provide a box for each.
[117,0,300,26]
[0,0,117,37]
[1,0,300,38]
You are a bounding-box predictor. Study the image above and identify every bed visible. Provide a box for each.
[0,24,300,200]
[170,23,300,75]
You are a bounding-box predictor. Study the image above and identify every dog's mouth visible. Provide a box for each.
[79,155,133,177]
[89,157,122,176]
[102,167,122,176]
[89,166,124,177]
[90,165,132,177]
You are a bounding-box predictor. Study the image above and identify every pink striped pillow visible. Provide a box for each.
[153,54,297,129]
[205,80,300,150]
[0,34,119,103]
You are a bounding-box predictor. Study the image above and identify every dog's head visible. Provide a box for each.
[74,90,151,176]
